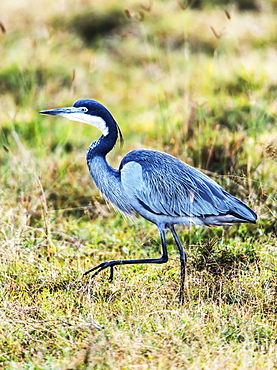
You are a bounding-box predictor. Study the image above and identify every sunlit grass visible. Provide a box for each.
[1,0,277,368]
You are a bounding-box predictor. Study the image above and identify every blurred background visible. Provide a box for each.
[1,0,277,367]
[1,0,276,218]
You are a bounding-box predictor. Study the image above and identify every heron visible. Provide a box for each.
[40,99,257,304]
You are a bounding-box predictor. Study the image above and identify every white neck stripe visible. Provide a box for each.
[60,113,109,136]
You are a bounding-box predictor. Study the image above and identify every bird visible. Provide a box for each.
[40,99,257,304]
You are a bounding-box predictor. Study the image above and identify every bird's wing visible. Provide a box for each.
[120,150,255,220]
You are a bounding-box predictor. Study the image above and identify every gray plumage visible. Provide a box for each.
[40,99,257,304]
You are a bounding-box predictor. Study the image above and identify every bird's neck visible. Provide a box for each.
[86,125,118,160]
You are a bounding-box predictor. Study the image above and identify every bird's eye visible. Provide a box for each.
[81,107,88,112]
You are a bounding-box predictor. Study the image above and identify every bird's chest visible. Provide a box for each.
[87,157,116,193]
[87,156,134,215]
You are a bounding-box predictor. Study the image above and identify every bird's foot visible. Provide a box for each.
[83,261,115,282]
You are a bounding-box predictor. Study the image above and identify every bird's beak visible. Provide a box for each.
[39,107,85,116]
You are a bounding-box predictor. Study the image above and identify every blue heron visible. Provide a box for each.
[40,99,257,303]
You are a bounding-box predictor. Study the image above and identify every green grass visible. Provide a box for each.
[1,0,277,368]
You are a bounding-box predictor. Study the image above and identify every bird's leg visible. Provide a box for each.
[83,229,168,280]
[169,225,187,305]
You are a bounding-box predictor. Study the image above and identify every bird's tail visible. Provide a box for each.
[204,212,257,227]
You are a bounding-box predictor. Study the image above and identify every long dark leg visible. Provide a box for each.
[169,225,187,305]
[83,228,168,281]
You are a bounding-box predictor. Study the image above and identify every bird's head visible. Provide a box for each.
[39,99,124,144]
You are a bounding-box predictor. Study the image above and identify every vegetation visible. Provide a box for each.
[0,0,277,368]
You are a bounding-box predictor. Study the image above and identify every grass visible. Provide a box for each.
[1,0,277,368]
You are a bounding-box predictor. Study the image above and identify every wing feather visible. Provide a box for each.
[120,149,256,221]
